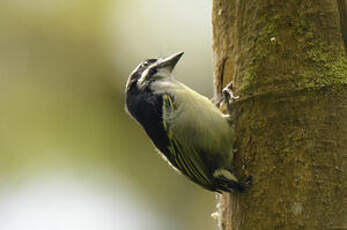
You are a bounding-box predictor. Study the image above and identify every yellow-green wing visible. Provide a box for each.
[162,94,212,187]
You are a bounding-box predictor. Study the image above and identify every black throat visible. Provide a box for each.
[125,85,172,161]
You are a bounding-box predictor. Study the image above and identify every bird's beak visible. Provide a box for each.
[157,52,184,72]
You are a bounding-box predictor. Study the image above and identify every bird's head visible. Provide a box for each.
[125,52,184,91]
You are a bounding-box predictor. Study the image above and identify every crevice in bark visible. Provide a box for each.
[337,0,347,54]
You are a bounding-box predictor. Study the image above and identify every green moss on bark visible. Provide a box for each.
[239,3,347,95]
[299,41,347,88]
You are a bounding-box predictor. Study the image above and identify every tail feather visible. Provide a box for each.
[215,175,252,193]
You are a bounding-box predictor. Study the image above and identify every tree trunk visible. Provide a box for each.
[212,1,347,229]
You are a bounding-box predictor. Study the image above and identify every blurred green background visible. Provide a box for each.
[0,0,216,229]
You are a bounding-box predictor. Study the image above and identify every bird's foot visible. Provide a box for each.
[222,82,239,116]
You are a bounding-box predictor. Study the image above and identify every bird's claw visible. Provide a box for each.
[222,82,239,115]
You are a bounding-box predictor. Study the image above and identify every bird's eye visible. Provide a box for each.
[148,68,157,76]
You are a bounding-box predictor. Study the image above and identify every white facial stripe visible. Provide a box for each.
[125,63,143,90]
[131,63,142,75]
[136,56,175,89]
[137,62,158,88]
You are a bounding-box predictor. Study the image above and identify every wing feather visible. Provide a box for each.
[162,94,211,187]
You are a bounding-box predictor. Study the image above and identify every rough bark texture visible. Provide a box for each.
[212,0,347,229]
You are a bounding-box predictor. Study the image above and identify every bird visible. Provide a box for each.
[125,52,250,192]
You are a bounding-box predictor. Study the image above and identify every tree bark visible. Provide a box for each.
[212,1,347,229]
